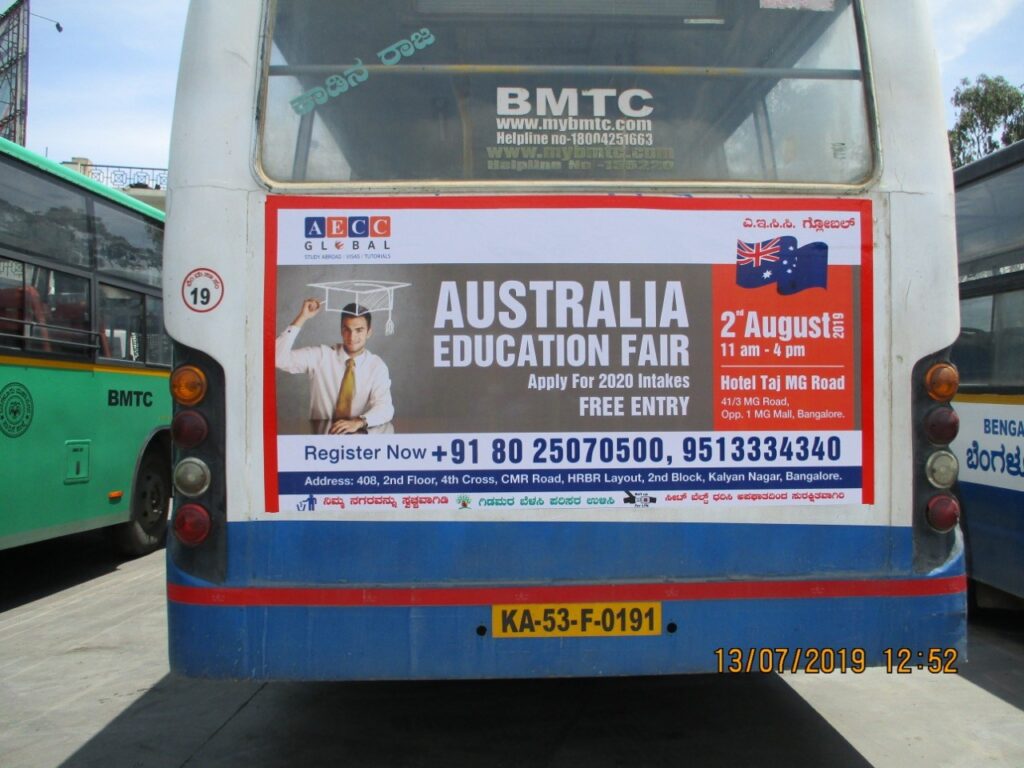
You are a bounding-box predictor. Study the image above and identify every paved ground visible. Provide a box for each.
[1,534,1023,767]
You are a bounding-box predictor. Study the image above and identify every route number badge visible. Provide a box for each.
[182,268,224,313]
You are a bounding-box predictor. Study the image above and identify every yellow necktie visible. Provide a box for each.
[334,358,355,419]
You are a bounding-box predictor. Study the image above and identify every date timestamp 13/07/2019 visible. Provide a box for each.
[714,647,960,674]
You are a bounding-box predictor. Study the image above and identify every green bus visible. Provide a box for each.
[0,137,172,555]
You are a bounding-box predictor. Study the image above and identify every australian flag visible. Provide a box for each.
[735,236,828,295]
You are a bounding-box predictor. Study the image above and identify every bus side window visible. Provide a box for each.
[0,257,27,347]
[0,287,22,343]
[98,284,145,362]
[991,288,1024,386]
[951,328,993,385]
[20,267,90,357]
[953,295,994,385]
[145,295,171,366]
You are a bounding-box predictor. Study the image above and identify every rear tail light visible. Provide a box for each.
[169,347,225,579]
[916,360,961,551]
[174,503,212,546]
[171,365,208,406]
[925,495,961,533]
[923,406,959,444]
[172,410,209,448]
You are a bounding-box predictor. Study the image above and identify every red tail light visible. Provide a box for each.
[923,406,959,444]
[925,495,961,533]
[172,410,209,448]
[174,503,212,546]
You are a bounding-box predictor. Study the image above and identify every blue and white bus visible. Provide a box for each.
[163,0,965,679]
[951,140,1024,604]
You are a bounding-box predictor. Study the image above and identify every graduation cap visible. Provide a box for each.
[307,280,411,335]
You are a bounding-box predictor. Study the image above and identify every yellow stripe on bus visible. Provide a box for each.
[0,355,170,378]
[954,393,1024,405]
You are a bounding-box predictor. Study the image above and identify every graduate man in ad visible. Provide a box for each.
[276,298,395,434]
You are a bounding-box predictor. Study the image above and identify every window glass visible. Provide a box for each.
[991,288,1024,386]
[260,0,871,184]
[98,284,145,362]
[954,290,1024,387]
[0,156,91,266]
[956,159,1024,283]
[953,295,993,385]
[0,261,92,356]
[0,257,26,348]
[145,295,172,366]
[94,201,163,288]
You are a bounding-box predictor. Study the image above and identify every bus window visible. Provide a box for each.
[145,295,172,366]
[954,295,994,384]
[1,261,91,356]
[0,257,26,346]
[93,200,163,288]
[992,288,1024,385]
[99,284,146,362]
[0,156,91,267]
[260,0,872,185]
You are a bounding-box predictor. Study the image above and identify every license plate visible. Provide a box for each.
[492,602,662,638]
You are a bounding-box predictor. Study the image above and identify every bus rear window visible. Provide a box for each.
[259,0,873,186]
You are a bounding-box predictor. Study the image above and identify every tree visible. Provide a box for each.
[948,75,1024,167]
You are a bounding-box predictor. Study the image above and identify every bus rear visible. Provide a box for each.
[165,0,966,679]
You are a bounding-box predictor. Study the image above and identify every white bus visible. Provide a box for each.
[164,0,966,679]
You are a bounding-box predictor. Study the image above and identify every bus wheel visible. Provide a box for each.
[113,453,171,557]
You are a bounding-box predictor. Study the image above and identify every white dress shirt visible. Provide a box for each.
[275,325,394,429]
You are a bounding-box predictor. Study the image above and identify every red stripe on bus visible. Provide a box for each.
[859,199,875,504]
[168,574,965,608]
[264,198,281,512]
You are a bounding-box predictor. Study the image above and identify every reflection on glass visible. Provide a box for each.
[0,157,91,266]
[99,284,145,362]
[146,296,173,366]
[94,201,163,288]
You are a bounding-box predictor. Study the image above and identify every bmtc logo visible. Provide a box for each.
[304,215,391,253]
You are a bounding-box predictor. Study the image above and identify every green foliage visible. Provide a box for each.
[948,75,1024,167]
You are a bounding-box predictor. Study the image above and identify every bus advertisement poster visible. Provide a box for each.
[263,196,873,520]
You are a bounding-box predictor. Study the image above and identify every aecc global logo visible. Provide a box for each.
[304,215,391,238]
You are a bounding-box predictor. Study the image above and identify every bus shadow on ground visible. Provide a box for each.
[0,531,135,613]
[60,673,871,768]
[962,607,1024,712]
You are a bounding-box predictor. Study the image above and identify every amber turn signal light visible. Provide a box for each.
[171,365,207,406]
[924,363,959,401]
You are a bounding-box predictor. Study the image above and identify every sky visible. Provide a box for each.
[11,0,1024,169]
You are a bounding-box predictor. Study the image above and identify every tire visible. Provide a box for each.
[113,452,171,557]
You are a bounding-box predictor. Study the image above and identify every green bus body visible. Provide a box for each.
[0,357,170,547]
[0,137,172,553]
